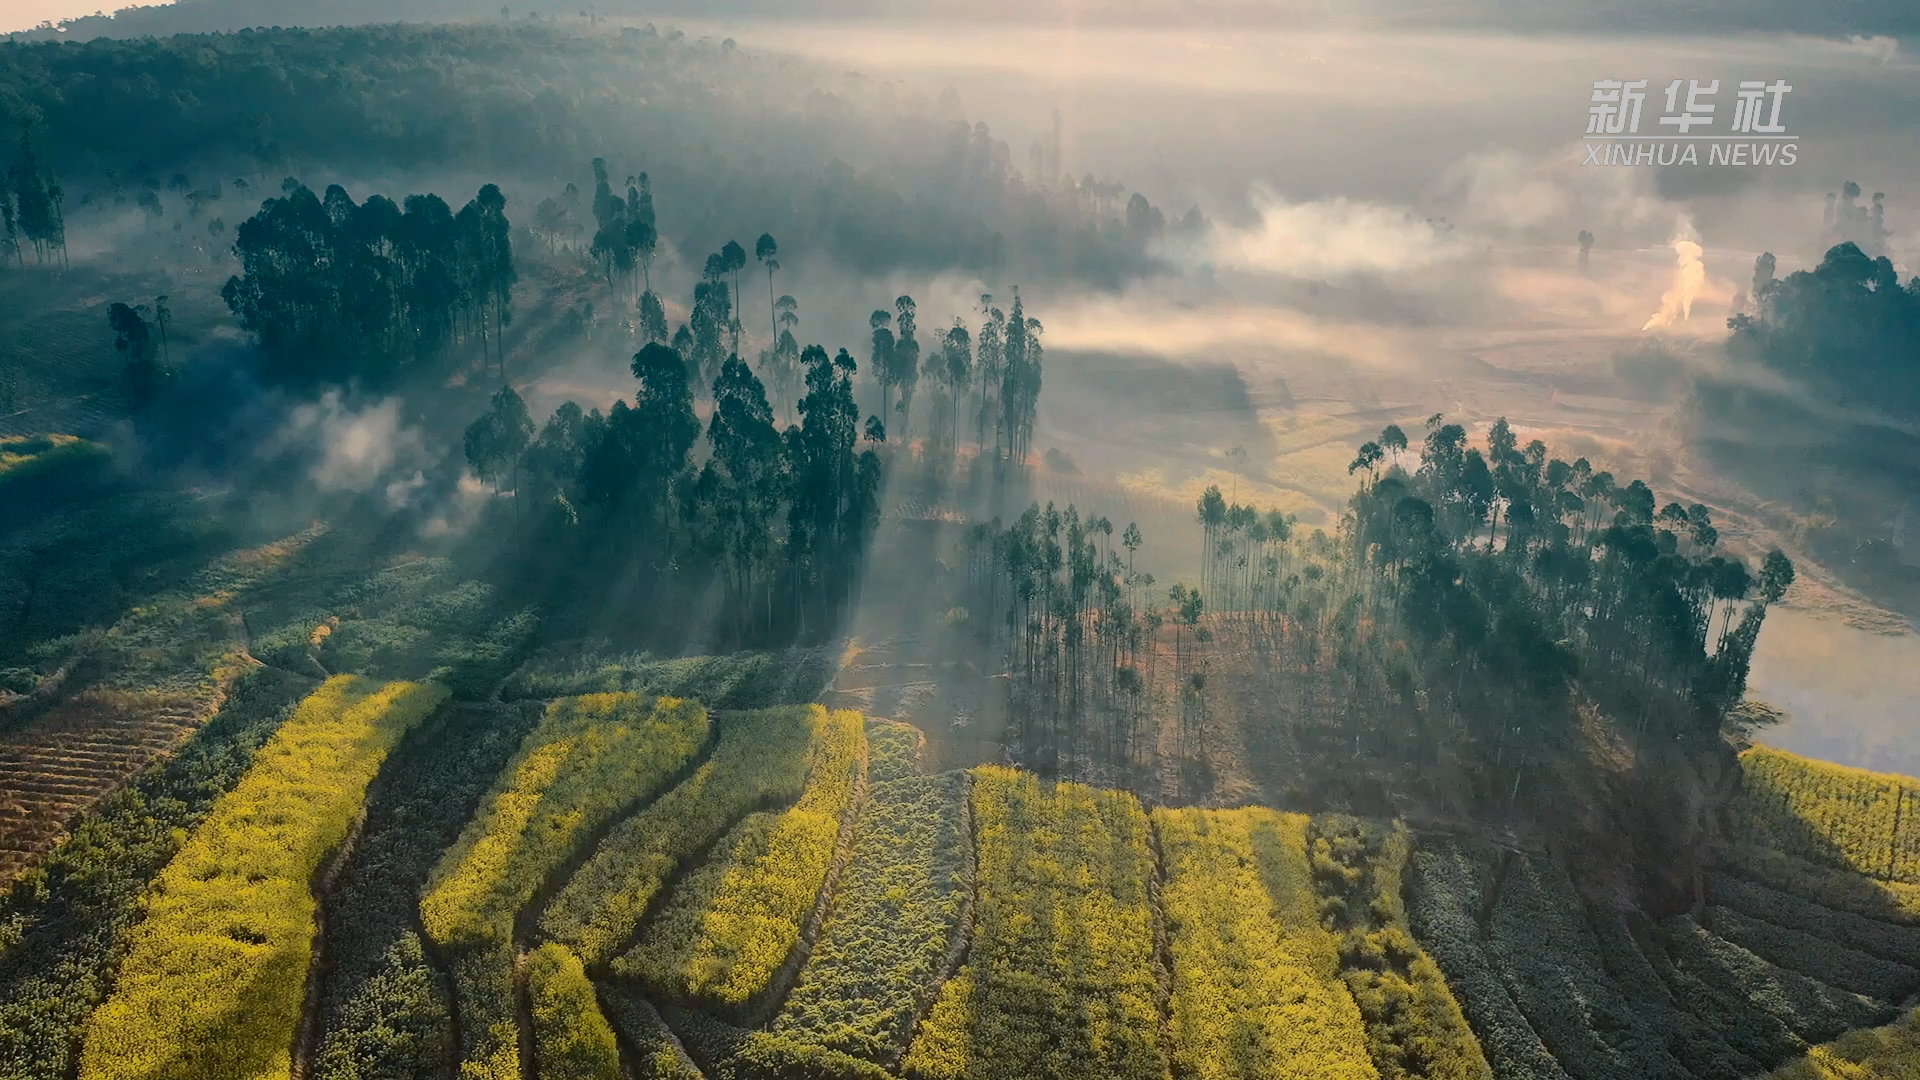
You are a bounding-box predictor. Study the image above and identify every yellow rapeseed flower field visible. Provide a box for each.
[1769,1007,1920,1079]
[1732,747,1918,884]
[902,767,1168,1080]
[527,943,622,1080]
[77,676,447,1080]
[542,704,820,965]
[615,706,863,1011]
[420,693,708,1080]
[1156,807,1380,1080]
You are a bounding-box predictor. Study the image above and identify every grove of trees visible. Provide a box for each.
[220,179,515,385]
[957,414,1794,802]
[0,127,64,267]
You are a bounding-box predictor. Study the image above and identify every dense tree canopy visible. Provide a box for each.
[1729,241,1920,411]
[220,179,513,385]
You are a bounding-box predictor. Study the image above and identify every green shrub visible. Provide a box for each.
[1709,872,1920,967]
[312,934,447,1080]
[77,676,447,1080]
[1482,853,1692,1080]
[1657,916,1891,1047]
[449,943,519,1080]
[1769,1006,1920,1079]
[597,988,703,1080]
[864,718,923,784]
[1706,905,1919,1002]
[542,705,820,965]
[615,707,863,1012]
[1638,910,1806,1066]
[502,648,835,708]
[1727,845,1920,926]
[725,1033,894,1080]
[527,944,621,1080]
[772,771,970,1063]
[0,667,309,1080]
[1582,908,1762,1080]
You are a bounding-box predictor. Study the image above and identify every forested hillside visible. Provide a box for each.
[0,22,1184,285]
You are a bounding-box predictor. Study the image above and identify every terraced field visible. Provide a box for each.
[0,690,209,886]
[1,648,1915,1080]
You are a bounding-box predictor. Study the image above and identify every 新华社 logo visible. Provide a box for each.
[1584,79,1797,166]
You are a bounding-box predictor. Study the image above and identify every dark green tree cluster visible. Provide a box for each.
[1344,415,1791,753]
[466,339,883,645]
[220,180,513,385]
[1,127,64,266]
[585,158,659,304]
[0,25,1173,287]
[891,289,1041,460]
[1730,241,1920,410]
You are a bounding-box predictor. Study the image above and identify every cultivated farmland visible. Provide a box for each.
[76,676,447,1080]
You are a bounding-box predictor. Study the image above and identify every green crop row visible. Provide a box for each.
[1727,844,1920,926]
[1155,807,1378,1079]
[1405,840,1571,1080]
[1769,1007,1920,1079]
[77,676,448,1080]
[420,693,708,1080]
[0,667,310,1080]
[1580,906,1766,1080]
[312,701,542,1080]
[1732,747,1919,884]
[503,647,837,709]
[528,943,622,1080]
[1706,905,1920,1001]
[614,706,864,1012]
[597,988,704,1080]
[1481,850,1695,1080]
[1302,816,1491,1080]
[902,767,1168,1080]
[422,693,709,948]
[542,705,821,965]
[771,770,971,1064]
[864,718,923,784]
[1709,872,1920,967]
[1654,916,1891,1051]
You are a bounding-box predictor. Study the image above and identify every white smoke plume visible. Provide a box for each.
[277,391,427,492]
[1642,217,1707,331]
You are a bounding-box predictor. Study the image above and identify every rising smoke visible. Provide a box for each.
[1642,217,1709,331]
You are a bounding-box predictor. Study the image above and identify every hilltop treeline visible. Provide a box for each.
[0,22,1189,284]
[960,415,1792,796]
